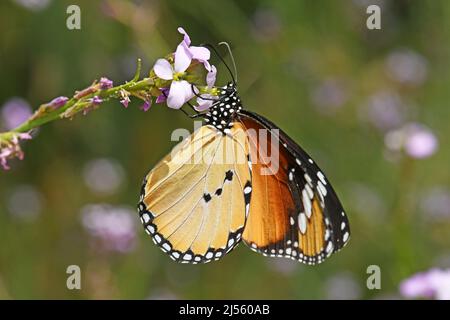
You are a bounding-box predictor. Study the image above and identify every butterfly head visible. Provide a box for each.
[203,82,242,132]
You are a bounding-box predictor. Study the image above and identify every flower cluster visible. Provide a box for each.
[0,27,217,171]
[0,132,32,170]
[384,122,438,159]
[153,27,217,109]
[81,204,137,253]
[400,268,450,300]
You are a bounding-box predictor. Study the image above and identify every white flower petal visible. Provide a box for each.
[206,65,217,88]
[174,44,192,73]
[167,80,194,109]
[153,59,173,80]
[195,99,213,112]
[190,46,210,63]
[177,27,191,46]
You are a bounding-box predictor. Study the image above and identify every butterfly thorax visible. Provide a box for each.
[203,82,242,133]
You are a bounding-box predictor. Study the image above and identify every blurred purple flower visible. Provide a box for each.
[420,187,450,220]
[385,123,438,159]
[140,100,152,112]
[311,78,348,115]
[346,182,387,220]
[250,8,282,42]
[353,0,385,7]
[386,49,428,86]
[81,204,137,253]
[325,273,362,300]
[404,125,438,158]
[360,91,408,131]
[148,288,178,300]
[1,98,32,130]
[7,184,43,221]
[99,77,113,89]
[400,268,450,300]
[266,258,299,275]
[82,158,125,195]
[13,0,50,11]
[195,65,218,111]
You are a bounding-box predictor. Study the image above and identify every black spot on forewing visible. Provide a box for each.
[203,193,212,202]
[225,170,233,181]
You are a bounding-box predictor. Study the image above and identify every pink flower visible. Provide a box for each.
[177,27,211,71]
[400,268,450,300]
[156,88,169,104]
[404,125,438,158]
[384,123,438,159]
[1,98,32,130]
[90,96,103,105]
[153,27,211,109]
[0,132,32,170]
[81,204,137,253]
[48,96,69,109]
[120,96,130,108]
[154,58,194,109]
[119,90,130,108]
[153,50,195,109]
[140,99,152,112]
[195,65,218,111]
[99,77,113,89]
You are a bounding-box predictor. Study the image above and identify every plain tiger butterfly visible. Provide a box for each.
[138,49,350,265]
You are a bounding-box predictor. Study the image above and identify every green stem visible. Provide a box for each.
[392,156,416,280]
[9,77,154,135]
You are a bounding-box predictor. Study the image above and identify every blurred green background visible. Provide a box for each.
[0,0,449,299]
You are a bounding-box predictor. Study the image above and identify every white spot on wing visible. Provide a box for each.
[305,184,314,199]
[326,241,333,254]
[302,190,312,218]
[317,171,326,185]
[343,232,350,243]
[289,171,294,181]
[142,213,150,223]
[304,173,312,185]
[183,253,192,261]
[317,181,327,197]
[298,213,307,234]
[162,243,171,251]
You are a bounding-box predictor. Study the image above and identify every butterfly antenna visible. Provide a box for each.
[218,42,237,84]
[202,43,236,85]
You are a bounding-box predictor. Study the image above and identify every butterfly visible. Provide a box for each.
[138,72,350,265]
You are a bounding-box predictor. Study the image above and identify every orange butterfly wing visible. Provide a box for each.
[239,114,343,265]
